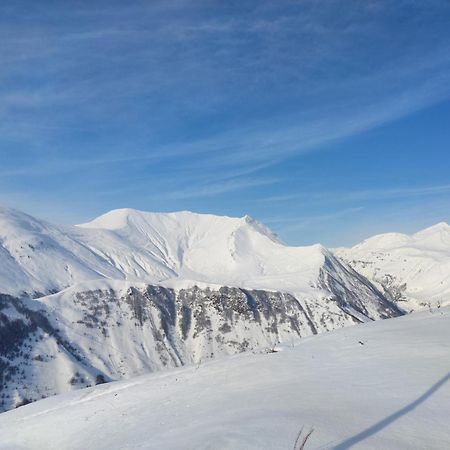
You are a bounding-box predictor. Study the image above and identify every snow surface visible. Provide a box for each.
[0,206,326,298]
[335,222,450,311]
[1,307,448,450]
[79,208,328,296]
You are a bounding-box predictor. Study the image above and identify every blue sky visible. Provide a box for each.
[1,0,450,246]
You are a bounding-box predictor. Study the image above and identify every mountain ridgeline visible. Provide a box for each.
[335,222,450,311]
[1,206,435,411]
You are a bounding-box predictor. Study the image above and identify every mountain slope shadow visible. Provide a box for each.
[332,371,450,450]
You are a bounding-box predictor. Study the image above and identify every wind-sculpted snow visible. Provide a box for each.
[0,277,401,412]
[0,206,340,298]
[335,222,450,311]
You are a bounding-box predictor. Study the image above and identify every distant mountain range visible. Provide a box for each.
[336,222,450,311]
[0,206,447,411]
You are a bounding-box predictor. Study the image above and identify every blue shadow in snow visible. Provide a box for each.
[333,372,450,450]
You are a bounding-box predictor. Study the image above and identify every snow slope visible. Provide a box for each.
[1,307,448,450]
[0,207,332,297]
[0,207,176,297]
[0,273,400,412]
[335,222,450,311]
[79,208,323,294]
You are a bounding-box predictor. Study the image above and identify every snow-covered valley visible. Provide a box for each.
[1,306,448,450]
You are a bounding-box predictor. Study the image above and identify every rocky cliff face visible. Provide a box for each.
[0,279,402,412]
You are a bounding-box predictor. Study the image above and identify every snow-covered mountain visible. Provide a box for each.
[0,207,179,297]
[0,205,400,315]
[0,207,323,294]
[1,307,448,450]
[0,206,403,411]
[335,222,450,311]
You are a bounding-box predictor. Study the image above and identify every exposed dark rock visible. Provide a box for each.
[0,276,401,413]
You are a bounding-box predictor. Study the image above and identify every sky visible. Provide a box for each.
[1,0,450,246]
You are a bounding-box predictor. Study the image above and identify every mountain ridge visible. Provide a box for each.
[335,221,450,310]
[0,206,333,298]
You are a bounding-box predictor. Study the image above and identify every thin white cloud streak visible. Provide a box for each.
[92,160,275,198]
[193,64,450,172]
[152,177,279,201]
[264,207,365,234]
[262,183,450,205]
[0,148,191,178]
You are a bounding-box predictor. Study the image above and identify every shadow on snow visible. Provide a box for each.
[332,371,450,450]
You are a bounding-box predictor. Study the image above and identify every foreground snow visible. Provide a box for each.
[1,307,449,450]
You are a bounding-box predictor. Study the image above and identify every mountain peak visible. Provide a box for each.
[80,208,241,230]
[414,221,450,238]
[78,208,283,244]
[0,205,333,297]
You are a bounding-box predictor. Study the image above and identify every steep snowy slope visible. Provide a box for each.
[0,207,117,296]
[79,208,337,296]
[0,207,327,296]
[1,307,448,450]
[0,207,177,297]
[335,223,450,311]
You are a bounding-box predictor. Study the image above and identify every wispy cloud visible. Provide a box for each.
[264,207,365,235]
[1,1,449,162]
[156,177,279,200]
[0,0,449,239]
[262,183,450,205]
